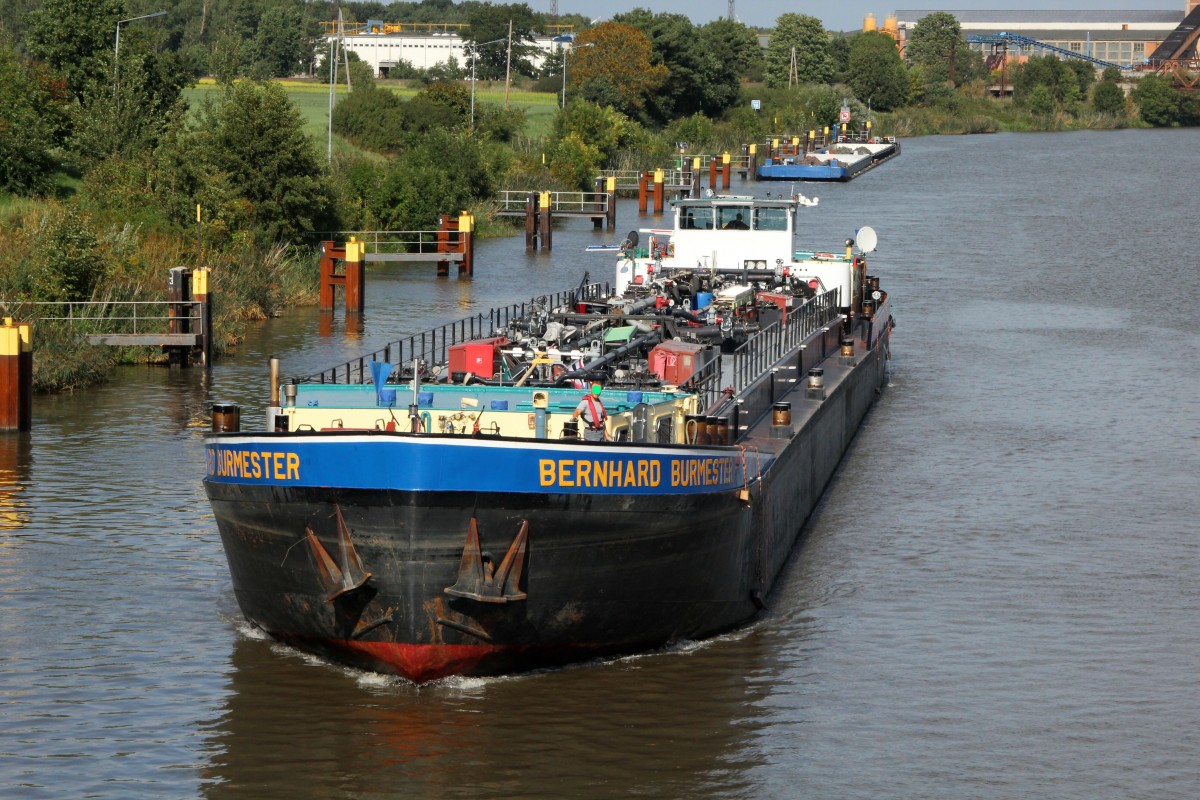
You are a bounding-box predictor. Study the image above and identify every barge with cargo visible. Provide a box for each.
[757,136,900,182]
[203,194,895,683]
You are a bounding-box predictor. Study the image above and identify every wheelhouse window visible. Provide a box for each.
[716,206,751,230]
[679,206,714,229]
[753,206,789,231]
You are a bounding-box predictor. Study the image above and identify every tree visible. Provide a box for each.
[70,47,192,167]
[331,85,409,152]
[1131,74,1181,126]
[348,130,494,231]
[1065,60,1095,98]
[189,81,334,241]
[765,14,833,89]
[847,31,908,111]
[614,11,740,121]
[250,4,309,78]
[553,100,630,166]
[465,3,544,80]
[904,11,983,87]
[548,132,600,190]
[1011,55,1074,107]
[570,23,666,117]
[25,0,124,98]
[1028,84,1054,115]
[0,44,65,196]
[701,18,763,79]
[1092,75,1126,115]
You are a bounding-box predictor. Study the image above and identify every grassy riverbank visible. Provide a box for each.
[0,199,321,393]
[875,92,1137,136]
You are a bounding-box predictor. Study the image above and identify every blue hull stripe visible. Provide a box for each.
[204,436,765,495]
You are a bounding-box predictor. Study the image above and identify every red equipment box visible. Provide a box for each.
[649,340,709,385]
[757,291,792,324]
[449,336,507,380]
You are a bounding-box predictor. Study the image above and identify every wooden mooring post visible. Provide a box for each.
[747,144,758,181]
[637,170,665,215]
[686,157,700,197]
[0,319,32,433]
[165,267,214,367]
[191,268,213,367]
[538,191,553,251]
[318,239,365,315]
[592,177,618,230]
[721,152,731,189]
[436,213,474,276]
[524,192,539,251]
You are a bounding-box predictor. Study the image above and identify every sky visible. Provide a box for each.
[555,1,1186,32]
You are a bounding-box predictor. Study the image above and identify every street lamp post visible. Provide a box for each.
[114,10,167,95]
[470,37,508,129]
[561,42,594,109]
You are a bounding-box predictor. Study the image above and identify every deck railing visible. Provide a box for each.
[730,288,840,389]
[295,282,611,385]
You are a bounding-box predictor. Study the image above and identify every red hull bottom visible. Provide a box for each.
[340,639,504,683]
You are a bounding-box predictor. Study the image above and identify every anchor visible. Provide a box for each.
[444,517,529,603]
[306,505,372,602]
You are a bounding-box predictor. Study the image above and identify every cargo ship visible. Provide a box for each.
[757,136,899,182]
[203,195,894,683]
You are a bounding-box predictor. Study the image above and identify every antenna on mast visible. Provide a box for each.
[728,0,735,21]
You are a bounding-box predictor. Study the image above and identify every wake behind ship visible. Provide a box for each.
[203,194,895,683]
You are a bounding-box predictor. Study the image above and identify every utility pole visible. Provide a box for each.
[504,20,513,110]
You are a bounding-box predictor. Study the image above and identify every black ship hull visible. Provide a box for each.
[204,326,889,682]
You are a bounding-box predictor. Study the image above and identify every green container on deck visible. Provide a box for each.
[603,326,637,344]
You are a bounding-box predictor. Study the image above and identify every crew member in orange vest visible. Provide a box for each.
[572,380,608,442]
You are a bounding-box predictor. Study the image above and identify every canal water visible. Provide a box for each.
[2,128,1198,799]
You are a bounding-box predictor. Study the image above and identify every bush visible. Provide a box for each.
[332,87,409,152]
[1092,81,1125,117]
[30,321,116,393]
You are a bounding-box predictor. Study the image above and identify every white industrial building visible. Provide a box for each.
[323,22,566,77]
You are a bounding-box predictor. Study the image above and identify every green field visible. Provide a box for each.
[183,78,560,147]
